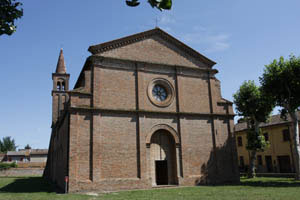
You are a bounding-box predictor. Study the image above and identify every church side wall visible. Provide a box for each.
[210,78,234,115]
[69,112,92,192]
[46,113,69,190]
[52,95,59,123]
[57,115,69,189]
[70,94,91,107]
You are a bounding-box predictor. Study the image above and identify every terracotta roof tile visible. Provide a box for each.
[234,111,300,132]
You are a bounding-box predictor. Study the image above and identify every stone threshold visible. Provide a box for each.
[152,184,179,189]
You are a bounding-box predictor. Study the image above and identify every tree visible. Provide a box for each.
[260,55,300,180]
[0,136,17,152]
[126,0,172,10]
[0,0,23,36]
[233,80,273,178]
[24,144,31,150]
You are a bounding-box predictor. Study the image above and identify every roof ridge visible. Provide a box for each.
[234,111,300,132]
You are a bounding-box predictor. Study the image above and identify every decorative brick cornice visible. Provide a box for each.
[68,106,235,119]
[90,56,218,75]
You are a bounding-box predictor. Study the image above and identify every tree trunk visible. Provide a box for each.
[248,121,259,178]
[290,111,300,180]
[248,150,257,178]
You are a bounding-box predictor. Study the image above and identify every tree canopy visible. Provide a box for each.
[126,0,172,10]
[24,144,31,150]
[260,55,300,180]
[0,136,17,152]
[260,55,300,113]
[0,0,23,36]
[233,80,273,177]
[233,80,274,124]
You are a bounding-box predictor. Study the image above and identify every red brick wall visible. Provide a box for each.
[45,113,69,189]
[98,113,138,179]
[180,116,213,177]
[69,112,91,185]
[93,67,136,110]
[47,37,239,192]
[178,76,210,113]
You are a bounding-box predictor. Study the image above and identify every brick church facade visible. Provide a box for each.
[44,28,239,192]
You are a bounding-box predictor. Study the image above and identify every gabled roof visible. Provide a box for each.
[30,149,48,155]
[234,111,300,132]
[88,28,216,68]
[7,151,26,156]
[6,149,48,156]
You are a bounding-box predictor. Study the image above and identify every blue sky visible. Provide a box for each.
[1,0,300,149]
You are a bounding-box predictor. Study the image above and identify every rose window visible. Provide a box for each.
[152,85,168,102]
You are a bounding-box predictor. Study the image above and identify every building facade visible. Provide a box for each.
[3,149,48,163]
[44,28,239,192]
[235,112,300,173]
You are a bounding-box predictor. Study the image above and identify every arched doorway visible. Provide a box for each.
[150,129,178,186]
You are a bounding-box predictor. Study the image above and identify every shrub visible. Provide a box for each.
[0,162,18,170]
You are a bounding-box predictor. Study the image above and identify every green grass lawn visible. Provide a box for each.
[0,176,300,200]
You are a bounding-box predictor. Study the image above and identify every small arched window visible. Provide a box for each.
[61,81,65,91]
[56,79,66,91]
[57,82,61,90]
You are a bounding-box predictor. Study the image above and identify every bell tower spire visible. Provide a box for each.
[52,49,70,125]
[55,49,67,74]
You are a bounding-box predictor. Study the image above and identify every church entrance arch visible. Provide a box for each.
[149,129,178,186]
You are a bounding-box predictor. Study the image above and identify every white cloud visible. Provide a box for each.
[182,28,230,53]
[144,14,230,53]
[192,25,207,32]
[159,14,176,25]
[160,26,172,32]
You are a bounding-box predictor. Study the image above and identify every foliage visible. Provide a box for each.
[24,144,31,150]
[233,80,274,125]
[0,162,17,170]
[126,0,172,11]
[0,0,23,36]
[260,55,300,113]
[0,136,17,153]
[233,80,273,178]
[260,55,300,180]
[246,128,269,151]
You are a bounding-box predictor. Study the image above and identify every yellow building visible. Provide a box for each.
[234,112,300,173]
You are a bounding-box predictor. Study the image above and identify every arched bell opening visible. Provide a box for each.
[61,81,65,91]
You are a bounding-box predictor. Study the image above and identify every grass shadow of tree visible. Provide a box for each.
[0,177,56,193]
[193,134,300,188]
[240,177,300,187]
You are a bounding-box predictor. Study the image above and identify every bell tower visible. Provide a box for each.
[52,49,70,125]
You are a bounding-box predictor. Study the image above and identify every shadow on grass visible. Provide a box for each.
[0,177,56,193]
[239,177,300,188]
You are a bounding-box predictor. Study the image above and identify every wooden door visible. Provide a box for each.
[265,156,273,172]
[156,160,168,185]
[277,156,292,173]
